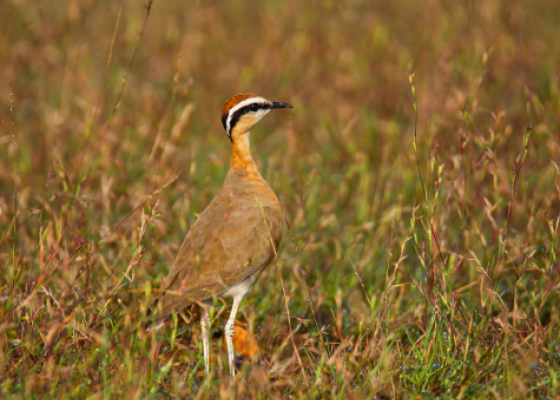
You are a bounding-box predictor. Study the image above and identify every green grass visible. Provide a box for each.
[1,0,560,398]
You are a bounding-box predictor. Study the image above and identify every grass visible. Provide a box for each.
[1,0,560,398]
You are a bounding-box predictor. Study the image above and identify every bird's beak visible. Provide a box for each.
[271,101,293,109]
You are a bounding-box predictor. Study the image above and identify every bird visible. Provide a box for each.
[149,94,292,378]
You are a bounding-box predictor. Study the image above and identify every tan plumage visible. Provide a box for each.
[154,165,283,317]
[151,94,292,378]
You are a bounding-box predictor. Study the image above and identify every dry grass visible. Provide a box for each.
[1,0,560,398]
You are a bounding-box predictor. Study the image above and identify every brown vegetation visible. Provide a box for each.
[1,0,559,398]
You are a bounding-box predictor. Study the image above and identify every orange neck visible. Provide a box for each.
[229,132,259,174]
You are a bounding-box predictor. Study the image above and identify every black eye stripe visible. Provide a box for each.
[240,103,267,114]
[227,102,269,136]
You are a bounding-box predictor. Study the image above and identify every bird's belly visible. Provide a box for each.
[221,273,256,299]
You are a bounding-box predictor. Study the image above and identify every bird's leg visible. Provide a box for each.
[200,308,211,376]
[224,294,243,378]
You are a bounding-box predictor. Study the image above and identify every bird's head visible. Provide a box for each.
[221,94,293,140]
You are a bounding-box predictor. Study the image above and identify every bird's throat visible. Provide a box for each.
[230,131,258,174]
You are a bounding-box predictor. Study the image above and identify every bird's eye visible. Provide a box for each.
[250,104,259,112]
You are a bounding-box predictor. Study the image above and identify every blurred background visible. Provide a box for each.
[1,0,560,397]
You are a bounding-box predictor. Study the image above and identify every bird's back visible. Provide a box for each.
[152,169,282,319]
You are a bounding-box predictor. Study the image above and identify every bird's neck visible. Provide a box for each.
[230,131,259,174]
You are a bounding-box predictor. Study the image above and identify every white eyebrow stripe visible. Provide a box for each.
[226,96,269,134]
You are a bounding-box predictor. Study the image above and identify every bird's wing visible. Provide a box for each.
[151,185,282,319]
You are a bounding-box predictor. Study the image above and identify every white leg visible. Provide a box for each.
[200,308,210,376]
[224,294,243,378]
